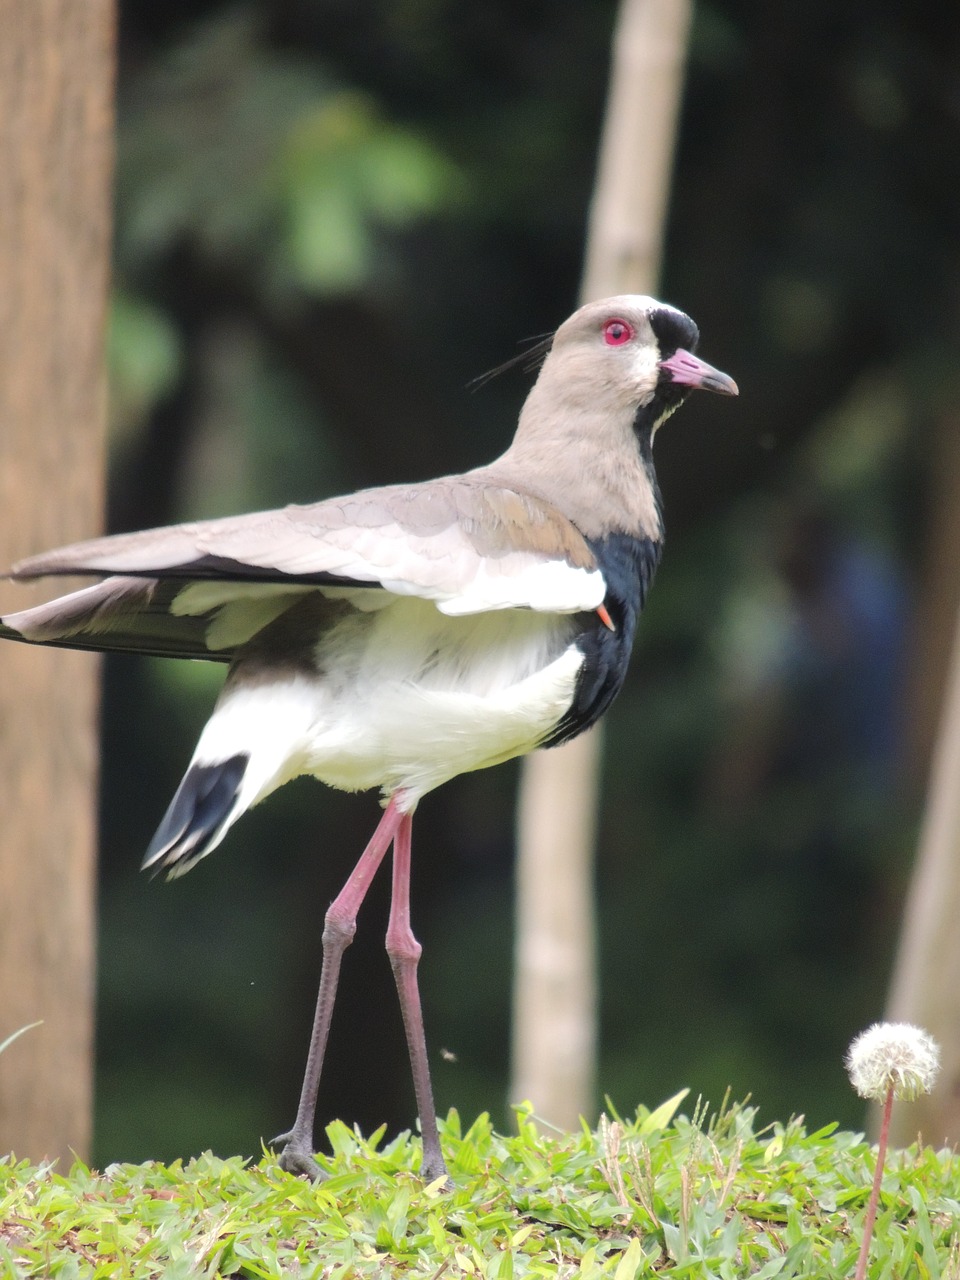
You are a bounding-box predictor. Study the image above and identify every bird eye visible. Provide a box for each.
[602,319,633,346]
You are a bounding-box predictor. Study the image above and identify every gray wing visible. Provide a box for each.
[3,477,606,661]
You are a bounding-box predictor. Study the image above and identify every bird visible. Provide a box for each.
[1,294,737,1182]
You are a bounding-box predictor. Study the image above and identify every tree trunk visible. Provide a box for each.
[510,0,693,1127]
[0,0,114,1163]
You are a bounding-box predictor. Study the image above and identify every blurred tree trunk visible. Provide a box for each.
[902,411,960,789]
[0,0,114,1161]
[885,410,960,1146]
[510,0,693,1126]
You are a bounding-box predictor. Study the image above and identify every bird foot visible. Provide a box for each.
[422,1164,453,1191]
[272,1126,451,1187]
[419,1148,452,1189]
[271,1128,329,1182]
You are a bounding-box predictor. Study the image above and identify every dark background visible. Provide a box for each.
[94,0,960,1163]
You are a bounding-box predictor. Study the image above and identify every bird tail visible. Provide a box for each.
[142,755,249,879]
[141,675,320,879]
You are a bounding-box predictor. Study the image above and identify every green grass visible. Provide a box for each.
[2,1096,958,1278]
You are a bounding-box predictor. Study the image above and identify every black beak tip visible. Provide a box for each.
[703,371,739,397]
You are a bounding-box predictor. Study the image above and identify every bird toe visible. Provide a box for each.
[271,1131,329,1182]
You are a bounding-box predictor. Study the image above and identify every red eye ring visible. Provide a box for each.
[602,318,634,346]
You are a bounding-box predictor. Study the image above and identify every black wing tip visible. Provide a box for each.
[142,754,249,879]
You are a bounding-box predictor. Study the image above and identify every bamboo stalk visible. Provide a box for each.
[885,595,960,1146]
[510,0,693,1127]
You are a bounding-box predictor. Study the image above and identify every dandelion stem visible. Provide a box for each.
[854,1082,894,1280]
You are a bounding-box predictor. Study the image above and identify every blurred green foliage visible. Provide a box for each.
[116,11,460,296]
[94,0,960,1167]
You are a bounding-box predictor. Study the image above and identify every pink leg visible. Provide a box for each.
[385,811,448,1182]
[273,795,405,1180]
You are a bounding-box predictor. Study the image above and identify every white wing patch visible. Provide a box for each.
[436,558,605,615]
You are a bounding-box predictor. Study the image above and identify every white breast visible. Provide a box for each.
[191,597,584,813]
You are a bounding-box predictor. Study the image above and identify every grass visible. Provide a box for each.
[1,1094,959,1278]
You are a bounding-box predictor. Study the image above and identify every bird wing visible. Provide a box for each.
[3,478,606,661]
[1,575,235,661]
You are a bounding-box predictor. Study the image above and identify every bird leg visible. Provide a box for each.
[384,811,448,1183]
[272,794,405,1180]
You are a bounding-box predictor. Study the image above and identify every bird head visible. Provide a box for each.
[544,295,738,435]
[493,295,738,540]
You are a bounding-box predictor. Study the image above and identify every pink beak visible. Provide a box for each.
[660,348,738,396]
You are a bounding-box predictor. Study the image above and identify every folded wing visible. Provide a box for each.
[3,478,606,661]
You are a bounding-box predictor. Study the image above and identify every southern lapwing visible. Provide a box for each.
[1,295,737,1181]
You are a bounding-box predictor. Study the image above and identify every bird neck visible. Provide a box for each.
[488,379,663,544]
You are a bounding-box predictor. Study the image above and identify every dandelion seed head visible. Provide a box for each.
[845,1022,940,1102]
